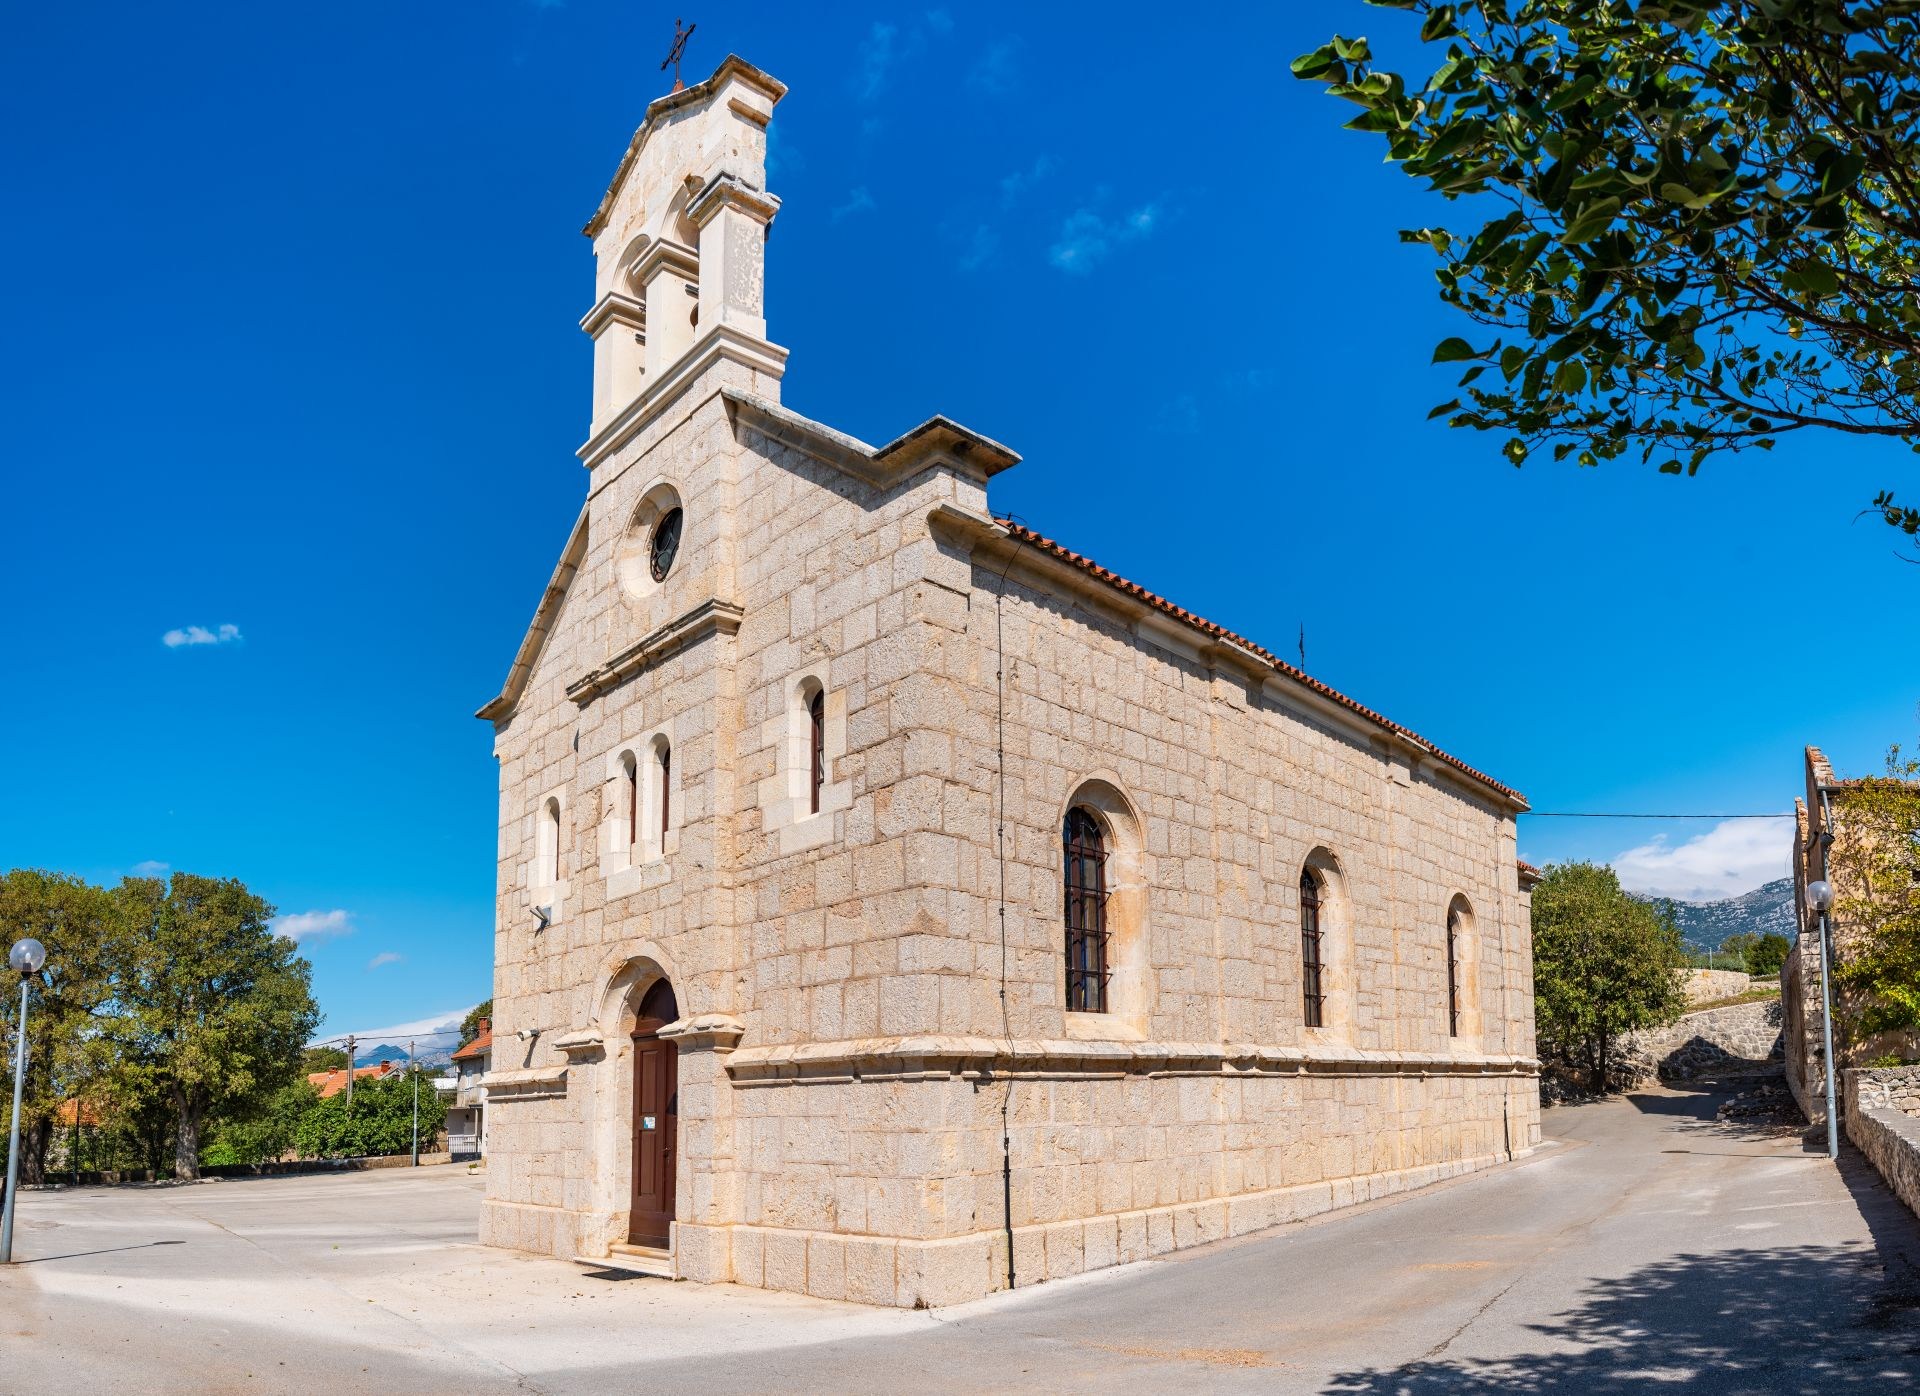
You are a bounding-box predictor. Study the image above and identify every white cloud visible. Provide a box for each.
[367,952,404,971]
[999,155,1054,207]
[129,860,169,878]
[958,223,1000,272]
[857,22,904,101]
[968,39,1021,97]
[1610,818,1794,902]
[163,623,242,648]
[312,1004,479,1049]
[831,186,876,222]
[274,908,354,943]
[1048,203,1161,274]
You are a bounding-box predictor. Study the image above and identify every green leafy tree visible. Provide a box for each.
[1721,930,1791,977]
[111,873,321,1179]
[1830,747,1920,1043]
[294,1069,447,1159]
[0,870,124,1184]
[202,1078,322,1167]
[1294,1,1920,541]
[459,999,493,1047]
[1532,861,1689,1091]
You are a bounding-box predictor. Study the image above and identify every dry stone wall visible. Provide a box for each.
[1619,998,1784,1082]
[1846,1068,1920,1226]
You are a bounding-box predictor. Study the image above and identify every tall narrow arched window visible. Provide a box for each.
[658,741,672,844]
[1446,902,1465,1038]
[1063,808,1109,1014]
[544,797,562,885]
[808,688,826,815]
[624,753,639,849]
[1300,870,1325,1028]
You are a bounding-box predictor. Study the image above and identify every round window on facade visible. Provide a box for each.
[649,507,684,582]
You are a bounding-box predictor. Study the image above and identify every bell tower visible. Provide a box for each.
[579,56,788,446]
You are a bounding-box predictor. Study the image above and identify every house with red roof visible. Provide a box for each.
[446,1019,491,1159]
[306,1060,399,1101]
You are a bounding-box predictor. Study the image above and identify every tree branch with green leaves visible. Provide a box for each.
[1294,0,1920,542]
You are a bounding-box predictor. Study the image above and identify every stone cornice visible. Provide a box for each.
[479,1065,568,1099]
[566,597,745,707]
[578,324,789,470]
[659,1013,747,1051]
[580,291,645,338]
[631,237,699,287]
[723,390,1021,491]
[726,1034,1539,1084]
[687,172,781,229]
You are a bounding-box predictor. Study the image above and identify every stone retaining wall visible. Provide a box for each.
[1683,969,1753,1005]
[1846,1068,1920,1224]
[1619,998,1784,1083]
[1847,1065,1920,1119]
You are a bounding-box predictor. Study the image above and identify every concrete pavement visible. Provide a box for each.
[4,1080,1917,1393]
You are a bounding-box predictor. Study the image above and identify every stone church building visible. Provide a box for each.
[476,55,1541,1308]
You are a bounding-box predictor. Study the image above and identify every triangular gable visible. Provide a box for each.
[477,506,589,723]
[582,55,786,239]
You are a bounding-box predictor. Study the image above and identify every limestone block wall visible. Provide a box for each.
[1683,969,1753,1005]
[712,1046,1532,1307]
[1619,999,1785,1083]
[480,371,1541,1304]
[1845,1068,1920,1227]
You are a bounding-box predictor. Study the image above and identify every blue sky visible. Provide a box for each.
[5,3,1916,1042]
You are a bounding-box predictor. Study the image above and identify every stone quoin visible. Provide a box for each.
[475,54,1542,1307]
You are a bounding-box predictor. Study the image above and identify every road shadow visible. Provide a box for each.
[17,1239,185,1264]
[1324,1111,1920,1394]
[1623,1076,1823,1150]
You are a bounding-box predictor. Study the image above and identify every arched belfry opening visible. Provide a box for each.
[628,977,680,1248]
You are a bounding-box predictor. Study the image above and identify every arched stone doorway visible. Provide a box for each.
[628,977,679,1248]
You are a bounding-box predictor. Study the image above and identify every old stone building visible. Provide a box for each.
[1786,745,1920,1126]
[474,55,1541,1308]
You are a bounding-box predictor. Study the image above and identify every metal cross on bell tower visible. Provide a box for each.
[662,17,696,93]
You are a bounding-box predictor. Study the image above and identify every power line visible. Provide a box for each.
[1520,811,1793,820]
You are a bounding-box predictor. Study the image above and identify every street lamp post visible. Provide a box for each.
[1805,878,1839,1161]
[2,937,48,1264]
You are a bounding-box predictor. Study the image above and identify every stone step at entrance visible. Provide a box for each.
[572,1243,675,1279]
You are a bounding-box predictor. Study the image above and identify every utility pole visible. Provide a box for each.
[409,1038,419,1167]
[344,1034,356,1110]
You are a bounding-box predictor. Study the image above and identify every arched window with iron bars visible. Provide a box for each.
[1446,903,1463,1038]
[1300,869,1325,1028]
[1063,808,1110,1014]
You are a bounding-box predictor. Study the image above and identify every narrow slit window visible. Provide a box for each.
[1446,906,1462,1038]
[658,742,672,844]
[625,754,639,848]
[1063,808,1110,1014]
[1301,870,1325,1029]
[545,798,562,885]
[808,688,825,815]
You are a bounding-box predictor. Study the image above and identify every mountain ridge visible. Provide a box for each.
[1633,876,1797,951]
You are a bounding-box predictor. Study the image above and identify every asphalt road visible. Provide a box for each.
[4,1081,1917,1394]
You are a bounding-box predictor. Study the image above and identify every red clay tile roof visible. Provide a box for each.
[452,1022,492,1063]
[306,1062,399,1100]
[996,520,1527,807]
[55,1097,103,1128]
